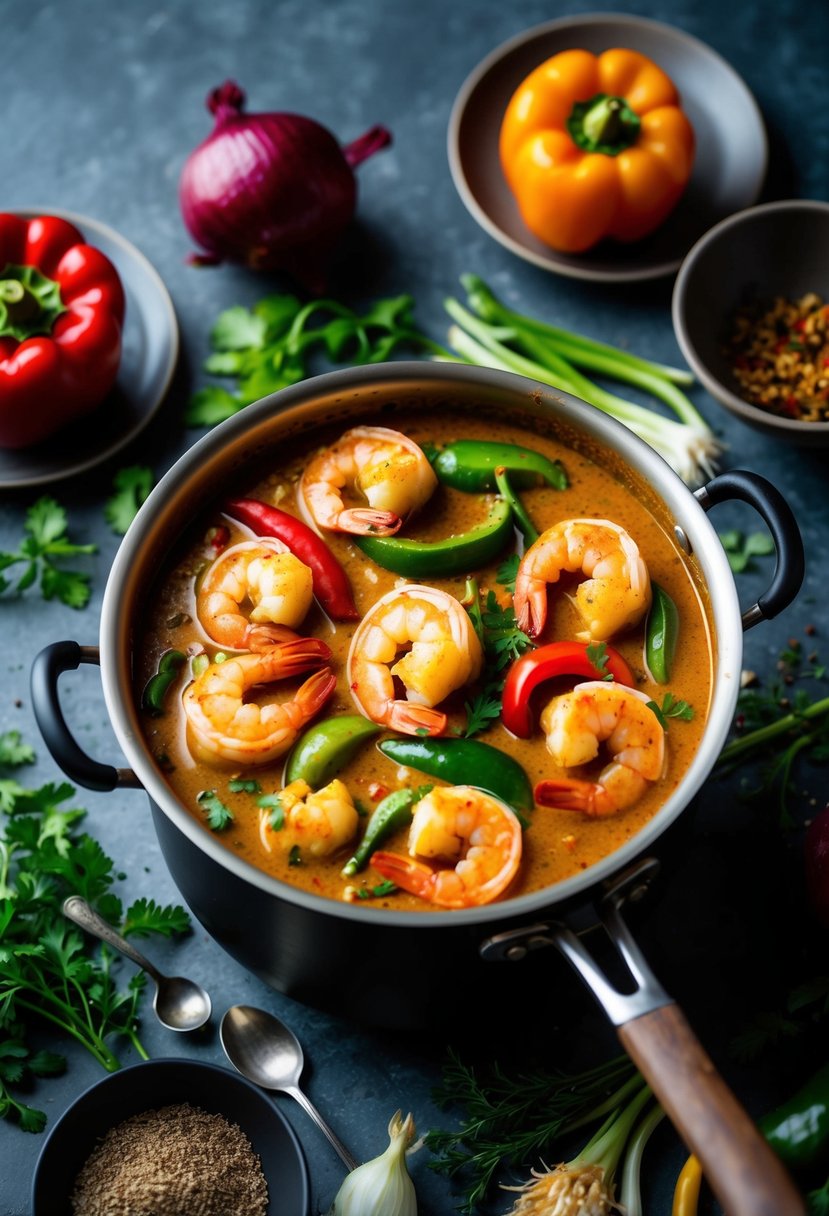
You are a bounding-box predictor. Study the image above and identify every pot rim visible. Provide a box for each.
[100,361,742,928]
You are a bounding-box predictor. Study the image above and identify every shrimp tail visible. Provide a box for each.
[293,667,338,721]
[337,507,402,536]
[514,584,546,638]
[534,778,616,818]
[266,637,333,678]
[244,622,300,651]
[371,850,436,898]
[386,702,447,736]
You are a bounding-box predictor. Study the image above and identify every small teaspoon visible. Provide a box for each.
[220,1003,358,1171]
[62,895,212,1032]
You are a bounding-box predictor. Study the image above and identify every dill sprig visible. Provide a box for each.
[424,1048,638,1212]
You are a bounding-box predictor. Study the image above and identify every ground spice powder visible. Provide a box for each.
[71,1102,269,1216]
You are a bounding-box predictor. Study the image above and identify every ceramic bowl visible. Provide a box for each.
[31,1057,309,1216]
[672,199,829,445]
[448,13,767,282]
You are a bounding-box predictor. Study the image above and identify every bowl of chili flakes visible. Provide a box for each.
[672,198,829,444]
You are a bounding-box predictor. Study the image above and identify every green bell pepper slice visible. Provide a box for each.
[141,650,186,717]
[432,440,568,493]
[759,1061,829,1172]
[356,497,513,578]
[494,466,539,546]
[644,582,679,684]
[378,736,533,813]
[285,714,381,789]
[341,783,433,876]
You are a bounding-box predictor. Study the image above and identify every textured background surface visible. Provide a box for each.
[2,0,829,1212]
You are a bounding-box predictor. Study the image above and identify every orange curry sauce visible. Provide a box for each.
[136,410,714,911]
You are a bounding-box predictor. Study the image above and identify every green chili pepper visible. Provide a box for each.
[759,1062,829,1173]
[378,736,533,813]
[285,715,381,789]
[356,498,513,578]
[494,466,539,545]
[342,783,433,876]
[644,582,680,684]
[433,439,568,493]
[141,649,186,717]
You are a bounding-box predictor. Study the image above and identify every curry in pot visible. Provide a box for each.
[136,409,714,911]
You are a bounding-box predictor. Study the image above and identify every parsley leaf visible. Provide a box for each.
[586,641,613,680]
[121,898,191,939]
[719,529,775,573]
[104,466,154,535]
[258,793,285,830]
[647,693,695,728]
[0,498,96,608]
[495,553,520,595]
[229,778,262,794]
[462,586,534,737]
[197,789,234,831]
[0,732,35,769]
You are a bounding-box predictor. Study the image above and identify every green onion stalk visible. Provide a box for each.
[439,278,722,488]
[500,1080,659,1216]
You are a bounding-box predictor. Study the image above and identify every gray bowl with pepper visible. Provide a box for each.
[672,198,829,444]
[31,1056,309,1216]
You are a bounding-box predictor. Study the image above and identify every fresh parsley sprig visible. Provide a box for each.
[0,745,190,1131]
[647,692,695,728]
[187,293,450,427]
[0,498,96,609]
[462,575,534,738]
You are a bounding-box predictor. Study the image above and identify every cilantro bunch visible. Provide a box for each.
[0,734,189,1131]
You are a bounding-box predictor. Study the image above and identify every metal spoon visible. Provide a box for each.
[62,895,212,1032]
[220,1003,358,1171]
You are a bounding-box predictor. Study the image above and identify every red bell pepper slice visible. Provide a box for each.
[225,497,359,621]
[501,640,635,738]
[0,214,125,449]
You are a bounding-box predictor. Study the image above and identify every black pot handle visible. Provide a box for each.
[694,470,805,630]
[30,641,141,791]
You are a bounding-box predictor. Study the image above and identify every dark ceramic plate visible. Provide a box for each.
[448,13,768,282]
[31,1057,310,1216]
[0,208,178,488]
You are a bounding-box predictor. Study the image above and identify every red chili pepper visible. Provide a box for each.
[0,213,125,448]
[225,497,359,621]
[501,640,636,738]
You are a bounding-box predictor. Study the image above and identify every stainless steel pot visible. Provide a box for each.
[32,363,805,1216]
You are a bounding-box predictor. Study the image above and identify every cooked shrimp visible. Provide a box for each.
[196,540,314,651]
[299,425,438,536]
[258,778,358,858]
[371,785,522,908]
[514,518,651,640]
[535,681,666,817]
[182,638,336,766]
[347,585,483,736]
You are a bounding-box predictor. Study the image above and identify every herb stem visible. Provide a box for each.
[13,995,121,1072]
[718,696,829,763]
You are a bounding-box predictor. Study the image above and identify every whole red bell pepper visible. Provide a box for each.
[0,213,125,448]
[501,640,635,738]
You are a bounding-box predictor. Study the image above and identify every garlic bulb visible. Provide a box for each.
[328,1110,417,1216]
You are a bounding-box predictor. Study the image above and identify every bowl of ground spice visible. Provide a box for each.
[31,1057,309,1216]
[672,198,829,444]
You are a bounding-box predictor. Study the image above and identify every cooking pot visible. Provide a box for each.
[32,363,805,1216]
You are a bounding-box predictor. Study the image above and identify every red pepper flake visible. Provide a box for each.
[205,524,230,554]
[368,782,388,801]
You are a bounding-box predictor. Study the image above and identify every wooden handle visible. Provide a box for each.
[618,1004,804,1216]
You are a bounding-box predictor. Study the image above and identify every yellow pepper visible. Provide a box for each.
[499,48,695,253]
[672,1154,702,1216]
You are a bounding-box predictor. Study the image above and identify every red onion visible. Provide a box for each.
[179,81,391,291]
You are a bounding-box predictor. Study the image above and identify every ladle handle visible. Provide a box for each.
[285,1084,359,1173]
[619,1005,804,1216]
[62,895,163,983]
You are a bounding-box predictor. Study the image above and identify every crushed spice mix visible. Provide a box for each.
[71,1102,268,1216]
[725,291,829,421]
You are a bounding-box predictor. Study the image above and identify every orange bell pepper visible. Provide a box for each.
[499,48,695,253]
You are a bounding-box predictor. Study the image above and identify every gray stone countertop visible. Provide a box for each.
[2,0,829,1213]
